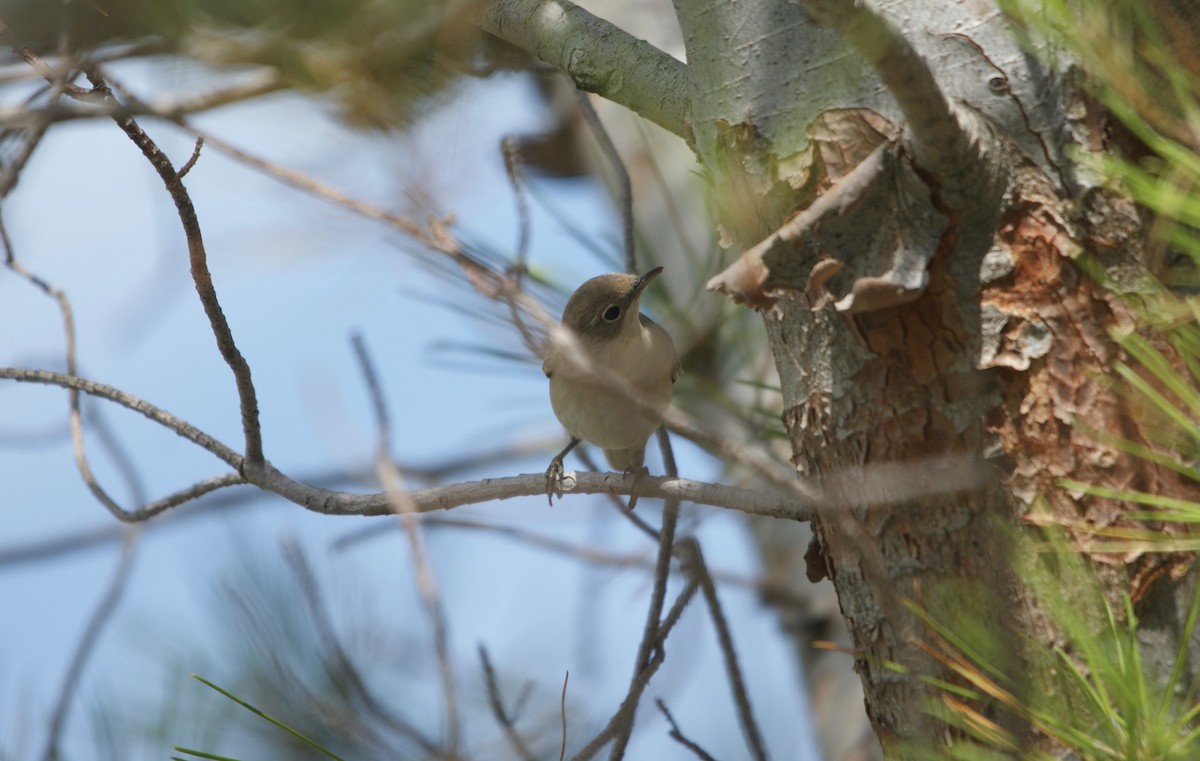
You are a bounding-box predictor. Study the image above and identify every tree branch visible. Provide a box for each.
[40,527,138,761]
[683,538,769,761]
[0,367,814,520]
[86,69,265,466]
[801,0,979,184]
[477,0,692,140]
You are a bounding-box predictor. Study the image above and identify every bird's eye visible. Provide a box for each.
[602,304,622,322]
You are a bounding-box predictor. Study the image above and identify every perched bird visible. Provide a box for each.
[543,267,680,503]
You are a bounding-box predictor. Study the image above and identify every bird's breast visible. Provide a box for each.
[546,324,675,450]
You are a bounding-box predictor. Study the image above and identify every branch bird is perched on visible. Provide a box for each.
[543,267,680,504]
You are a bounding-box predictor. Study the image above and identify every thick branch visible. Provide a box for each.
[801,0,978,184]
[477,0,691,140]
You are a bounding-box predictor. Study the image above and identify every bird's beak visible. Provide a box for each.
[628,266,663,304]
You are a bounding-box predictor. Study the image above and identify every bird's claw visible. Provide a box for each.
[545,457,566,506]
[624,465,649,511]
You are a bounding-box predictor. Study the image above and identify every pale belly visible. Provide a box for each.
[549,374,671,451]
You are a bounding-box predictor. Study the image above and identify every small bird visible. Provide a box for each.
[543,267,680,503]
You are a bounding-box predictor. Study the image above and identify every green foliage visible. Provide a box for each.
[924,4,1200,757]
[3,0,499,127]
[174,674,348,761]
[907,526,1200,760]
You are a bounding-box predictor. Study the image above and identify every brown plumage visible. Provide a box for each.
[543,267,680,475]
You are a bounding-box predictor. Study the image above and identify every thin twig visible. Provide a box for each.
[40,527,139,761]
[571,577,699,761]
[2,205,172,521]
[0,367,241,463]
[654,700,719,761]
[574,89,634,273]
[681,538,769,761]
[86,68,265,465]
[560,670,570,761]
[177,137,204,179]
[502,136,532,277]
[608,428,682,760]
[352,333,461,755]
[479,645,538,761]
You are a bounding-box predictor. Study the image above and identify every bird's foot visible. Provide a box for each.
[624,465,649,511]
[545,456,567,506]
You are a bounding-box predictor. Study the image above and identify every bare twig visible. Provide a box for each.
[352,334,461,755]
[3,201,197,522]
[40,527,139,761]
[573,90,634,273]
[560,670,570,761]
[84,69,265,466]
[654,700,719,761]
[4,365,973,522]
[502,136,532,276]
[571,576,699,760]
[0,368,242,464]
[0,18,91,100]
[15,366,826,520]
[608,428,681,760]
[479,645,538,761]
[681,538,769,761]
[177,137,204,179]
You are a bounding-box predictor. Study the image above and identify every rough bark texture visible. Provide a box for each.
[683,0,1199,754]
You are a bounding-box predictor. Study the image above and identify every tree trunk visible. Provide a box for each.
[483,0,1200,754]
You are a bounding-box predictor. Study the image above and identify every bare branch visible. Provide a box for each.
[85,69,265,466]
[571,575,699,760]
[41,527,139,761]
[476,0,692,140]
[800,0,978,183]
[654,699,719,761]
[479,646,538,761]
[559,670,570,761]
[0,368,242,465]
[352,334,462,755]
[5,208,235,521]
[609,427,681,759]
[0,74,287,129]
[1,366,815,520]
[501,136,532,276]
[682,538,769,761]
[574,89,635,273]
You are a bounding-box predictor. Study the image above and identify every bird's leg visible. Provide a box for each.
[545,437,581,506]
